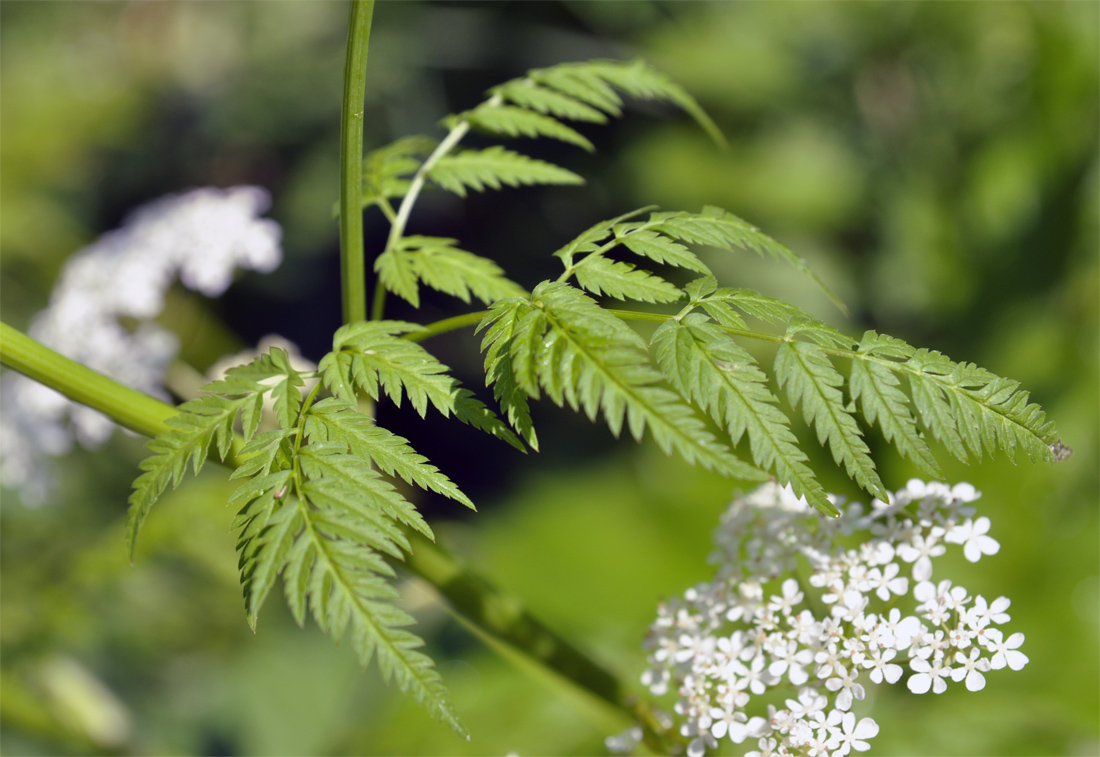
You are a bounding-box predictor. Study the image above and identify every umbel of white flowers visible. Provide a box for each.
[0,187,282,501]
[609,480,1028,757]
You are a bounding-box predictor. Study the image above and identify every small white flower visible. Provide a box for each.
[951,648,991,691]
[866,562,908,601]
[968,595,1012,627]
[944,517,1000,562]
[862,647,903,684]
[897,532,946,581]
[824,665,865,711]
[745,736,781,757]
[636,481,1026,757]
[710,705,749,742]
[605,726,643,754]
[907,657,952,694]
[1,186,282,500]
[984,629,1029,671]
[826,712,879,756]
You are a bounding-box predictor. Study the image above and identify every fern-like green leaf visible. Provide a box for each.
[319,321,520,448]
[296,445,463,735]
[322,321,455,416]
[903,347,1057,464]
[849,332,943,478]
[650,207,846,314]
[653,316,837,516]
[428,147,583,197]
[691,282,813,328]
[574,255,683,304]
[229,438,466,736]
[463,103,594,151]
[615,228,710,274]
[478,298,540,449]
[264,348,305,429]
[360,135,438,209]
[376,237,526,307]
[451,388,525,451]
[231,428,296,479]
[374,247,421,307]
[528,59,725,147]
[551,207,654,268]
[490,78,609,123]
[305,397,475,510]
[524,281,766,481]
[403,236,527,305]
[127,353,286,560]
[775,339,888,503]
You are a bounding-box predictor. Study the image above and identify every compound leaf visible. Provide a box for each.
[775,339,888,503]
[653,316,836,516]
[428,146,583,197]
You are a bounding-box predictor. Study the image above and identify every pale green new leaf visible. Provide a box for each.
[491,78,609,123]
[361,135,437,209]
[428,146,583,197]
[400,236,527,305]
[775,339,889,502]
[374,248,421,307]
[652,316,836,516]
[529,281,766,481]
[464,104,594,151]
[850,332,943,478]
[574,255,683,303]
[616,228,710,274]
[528,59,725,147]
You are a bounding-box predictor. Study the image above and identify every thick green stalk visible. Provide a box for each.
[338,0,375,324]
[0,322,174,439]
[0,322,660,744]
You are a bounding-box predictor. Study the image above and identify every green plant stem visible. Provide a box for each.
[403,530,679,753]
[338,0,375,324]
[0,321,667,745]
[405,311,488,343]
[0,322,174,439]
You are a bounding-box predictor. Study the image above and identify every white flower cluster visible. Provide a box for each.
[1,186,282,501]
[621,480,1027,757]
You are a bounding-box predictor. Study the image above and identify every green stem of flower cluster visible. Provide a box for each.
[338,0,374,325]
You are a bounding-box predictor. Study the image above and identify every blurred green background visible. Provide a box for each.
[1,2,1096,755]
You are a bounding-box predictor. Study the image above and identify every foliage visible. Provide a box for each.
[3,4,1094,755]
[118,57,1068,734]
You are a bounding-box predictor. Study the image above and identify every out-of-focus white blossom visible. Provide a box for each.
[1,187,282,501]
[628,480,1025,757]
